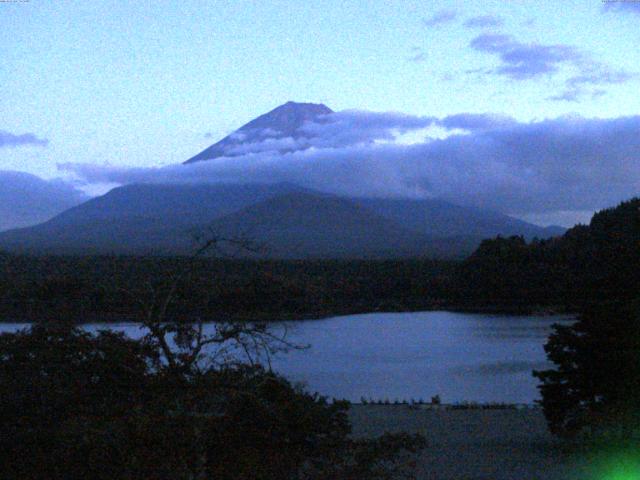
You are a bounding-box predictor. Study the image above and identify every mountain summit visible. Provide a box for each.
[185,101,333,164]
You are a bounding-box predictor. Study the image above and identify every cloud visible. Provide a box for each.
[297,110,437,147]
[259,127,281,137]
[228,131,248,141]
[602,1,640,14]
[470,34,581,79]
[546,89,583,102]
[192,110,439,159]
[193,111,437,160]
[60,112,640,221]
[0,130,49,148]
[464,15,503,28]
[407,47,427,63]
[423,9,457,27]
[547,67,635,102]
[566,68,634,88]
[469,33,636,100]
[519,210,595,228]
[0,171,87,231]
[439,113,516,131]
[548,86,618,102]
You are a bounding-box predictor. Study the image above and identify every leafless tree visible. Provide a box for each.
[120,231,305,377]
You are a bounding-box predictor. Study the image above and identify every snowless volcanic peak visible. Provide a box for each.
[185,101,333,164]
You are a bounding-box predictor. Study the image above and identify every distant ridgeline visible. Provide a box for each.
[446,198,640,311]
[0,182,563,260]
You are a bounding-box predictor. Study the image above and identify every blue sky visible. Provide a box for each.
[1,0,639,225]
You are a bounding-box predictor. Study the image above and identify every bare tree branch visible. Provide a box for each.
[116,231,304,377]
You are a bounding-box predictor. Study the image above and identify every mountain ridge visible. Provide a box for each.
[0,182,565,258]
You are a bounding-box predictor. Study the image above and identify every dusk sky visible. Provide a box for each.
[2,0,640,226]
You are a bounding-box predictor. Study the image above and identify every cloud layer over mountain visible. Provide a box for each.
[60,110,640,223]
[0,171,87,231]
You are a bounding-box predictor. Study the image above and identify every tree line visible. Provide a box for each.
[0,255,455,322]
[527,198,640,439]
[447,197,640,311]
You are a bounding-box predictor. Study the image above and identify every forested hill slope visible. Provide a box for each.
[447,197,640,310]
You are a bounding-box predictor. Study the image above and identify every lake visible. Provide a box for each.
[0,311,574,404]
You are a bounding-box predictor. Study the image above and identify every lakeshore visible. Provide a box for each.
[349,405,594,480]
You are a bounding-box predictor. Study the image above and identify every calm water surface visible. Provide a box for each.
[0,311,574,404]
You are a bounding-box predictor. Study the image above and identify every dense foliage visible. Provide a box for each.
[448,198,640,311]
[0,256,454,322]
[533,301,640,438]
[529,199,640,439]
[0,322,425,479]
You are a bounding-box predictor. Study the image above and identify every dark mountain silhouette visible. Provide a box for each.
[0,183,300,255]
[42,182,300,228]
[206,191,437,259]
[0,182,564,258]
[185,102,333,164]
